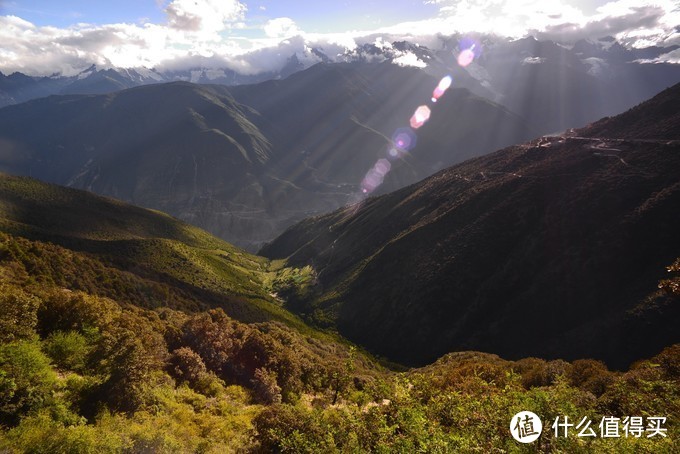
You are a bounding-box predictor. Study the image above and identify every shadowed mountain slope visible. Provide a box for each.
[261,84,680,368]
[0,82,274,249]
[579,83,680,140]
[478,36,680,133]
[229,62,535,194]
[0,63,535,250]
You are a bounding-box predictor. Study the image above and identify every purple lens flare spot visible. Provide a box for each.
[410,105,431,129]
[392,127,417,151]
[457,37,482,67]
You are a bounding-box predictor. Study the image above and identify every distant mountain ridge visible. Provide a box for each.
[260,83,680,368]
[1,34,678,134]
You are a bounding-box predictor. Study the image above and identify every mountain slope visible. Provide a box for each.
[0,63,535,250]
[261,84,680,368]
[229,62,534,192]
[466,36,680,133]
[0,82,275,247]
[0,172,319,331]
[579,83,680,140]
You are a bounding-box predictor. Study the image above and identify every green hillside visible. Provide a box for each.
[0,171,221,245]
[0,173,324,331]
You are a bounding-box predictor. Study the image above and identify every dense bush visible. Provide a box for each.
[253,347,680,453]
[0,285,39,343]
[0,230,677,452]
[0,341,58,426]
[43,331,90,372]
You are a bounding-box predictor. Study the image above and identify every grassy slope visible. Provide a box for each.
[0,173,319,333]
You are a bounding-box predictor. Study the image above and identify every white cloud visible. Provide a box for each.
[0,16,182,75]
[420,0,678,47]
[412,0,586,37]
[393,52,427,68]
[637,48,680,64]
[219,36,315,75]
[263,17,301,38]
[165,0,246,33]
[522,56,545,64]
[0,0,677,77]
[532,1,670,46]
[155,34,345,75]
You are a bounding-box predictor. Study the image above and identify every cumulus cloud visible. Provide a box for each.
[263,17,301,38]
[426,0,679,47]
[419,0,582,36]
[165,0,246,33]
[393,52,428,68]
[156,34,351,76]
[532,2,667,45]
[0,15,179,75]
[204,36,316,75]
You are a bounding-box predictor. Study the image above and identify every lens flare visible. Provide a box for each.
[387,147,407,160]
[432,75,453,102]
[392,127,417,151]
[361,167,385,194]
[360,157,396,194]
[438,75,453,90]
[375,158,391,176]
[457,49,475,67]
[410,105,431,129]
[459,37,482,56]
[457,37,482,68]
[357,65,459,197]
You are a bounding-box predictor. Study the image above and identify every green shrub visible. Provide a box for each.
[0,284,40,343]
[0,340,58,425]
[0,411,124,453]
[43,331,90,372]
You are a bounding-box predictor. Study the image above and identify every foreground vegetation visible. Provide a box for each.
[0,231,678,452]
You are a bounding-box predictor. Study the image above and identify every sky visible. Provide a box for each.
[0,0,678,76]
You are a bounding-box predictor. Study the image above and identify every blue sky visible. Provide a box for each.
[2,1,166,26]
[1,1,440,33]
[0,0,677,75]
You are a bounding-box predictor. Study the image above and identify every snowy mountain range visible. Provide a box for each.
[2,34,677,110]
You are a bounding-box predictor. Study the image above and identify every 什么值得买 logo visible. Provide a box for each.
[510,411,542,443]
